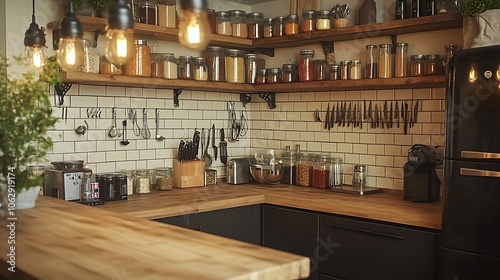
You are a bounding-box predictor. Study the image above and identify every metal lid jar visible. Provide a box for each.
[245,53,258,83]
[280,146,297,185]
[135,169,151,194]
[204,46,225,82]
[263,18,273,38]
[100,55,122,75]
[216,11,232,36]
[266,68,282,83]
[121,169,135,196]
[79,38,100,73]
[296,152,313,187]
[316,10,331,30]
[225,49,245,83]
[156,167,173,191]
[123,39,151,77]
[410,54,424,76]
[378,44,393,78]
[302,10,316,32]
[256,68,267,84]
[178,55,194,80]
[340,60,350,80]
[138,0,157,25]
[299,49,315,82]
[207,8,217,33]
[194,57,208,81]
[282,63,298,83]
[273,16,286,37]
[313,154,331,189]
[365,44,378,79]
[329,64,340,80]
[314,59,328,81]
[285,14,299,36]
[395,42,409,77]
[423,54,442,75]
[101,174,116,201]
[162,53,178,79]
[349,60,362,80]
[229,10,248,38]
[151,53,166,78]
[247,12,264,39]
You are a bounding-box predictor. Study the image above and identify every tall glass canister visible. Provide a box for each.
[329,158,343,187]
[245,53,258,84]
[263,18,273,38]
[225,49,245,83]
[247,12,264,39]
[229,10,248,38]
[365,44,378,79]
[296,153,313,187]
[299,49,315,82]
[378,44,393,78]
[280,146,297,185]
[395,42,409,77]
[79,38,100,73]
[313,154,331,189]
[204,46,225,82]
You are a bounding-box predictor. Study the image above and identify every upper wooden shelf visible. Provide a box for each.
[47,13,463,50]
[60,72,446,93]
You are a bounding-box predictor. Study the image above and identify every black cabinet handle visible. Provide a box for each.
[327,224,405,240]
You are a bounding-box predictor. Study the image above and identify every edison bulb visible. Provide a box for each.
[105,28,135,66]
[178,10,211,51]
[25,45,46,69]
[57,37,84,72]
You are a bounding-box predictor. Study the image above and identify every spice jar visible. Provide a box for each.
[138,0,157,25]
[365,45,378,79]
[378,44,392,78]
[340,60,350,80]
[204,46,225,82]
[266,68,282,83]
[282,64,298,83]
[256,69,267,84]
[329,157,343,187]
[100,55,122,75]
[121,169,134,196]
[135,169,151,194]
[302,10,316,32]
[329,64,340,80]
[194,57,208,81]
[79,39,100,73]
[273,16,286,37]
[349,60,362,79]
[280,146,297,185]
[123,40,151,77]
[296,153,313,187]
[316,10,331,30]
[313,154,331,189]
[247,12,264,39]
[151,53,166,78]
[216,11,232,36]
[395,42,409,77]
[314,59,328,81]
[299,49,314,82]
[229,10,248,38]
[207,9,217,33]
[225,49,245,83]
[263,18,273,38]
[178,55,194,80]
[156,167,173,191]
[245,53,258,84]
[285,14,299,36]
[410,54,424,76]
[163,53,178,79]
[424,54,442,75]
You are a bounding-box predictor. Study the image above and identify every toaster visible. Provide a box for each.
[227,157,256,184]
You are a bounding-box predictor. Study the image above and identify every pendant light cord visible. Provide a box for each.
[32,0,36,23]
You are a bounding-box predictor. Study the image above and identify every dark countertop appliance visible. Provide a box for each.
[441,45,500,279]
[44,161,91,201]
[403,144,440,202]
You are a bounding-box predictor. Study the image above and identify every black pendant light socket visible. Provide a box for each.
[108,0,134,30]
[24,16,46,47]
[60,1,83,38]
[180,0,207,12]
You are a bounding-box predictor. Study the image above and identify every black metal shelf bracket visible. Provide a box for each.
[173,89,182,107]
[92,31,99,48]
[258,92,276,109]
[240,93,252,107]
[320,41,335,56]
[256,48,275,57]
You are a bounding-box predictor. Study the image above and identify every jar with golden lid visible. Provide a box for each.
[302,10,316,32]
[123,39,151,77]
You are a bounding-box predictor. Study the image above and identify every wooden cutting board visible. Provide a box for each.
[290,0,320,18]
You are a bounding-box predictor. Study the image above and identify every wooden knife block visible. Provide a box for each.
[173,159,206,188]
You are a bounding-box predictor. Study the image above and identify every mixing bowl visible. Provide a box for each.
[250,164,283,184]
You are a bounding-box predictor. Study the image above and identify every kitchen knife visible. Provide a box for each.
[363,99,367,120]
[382,101,386,129]
[375,104,379,128]
[330,103,335,129]
[395,100,399,128]
[185,141,192,161]
[404,102,409,135]
[212,124,218,161]
[325,103,330,130]
[347,102,351,127]
[412,100,419,127]
[359,101,363,129]
[341,102,346,127]
[336,102,341,125]
[220,128,228,164]
[353,103,357,127]
[368,101,373,129]
[178,140,185,161]
[192,130,201,159]
[389,101,393,128]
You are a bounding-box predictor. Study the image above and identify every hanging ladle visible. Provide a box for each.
[75,120,89,135]
[121,120,130,146]
[141,108,151,139]
[108,107,122,138]
[155,108,166,141]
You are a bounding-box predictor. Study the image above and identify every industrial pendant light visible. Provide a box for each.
[24,0,46,69]
[56,0,85,72]
[105,0,135,66]
[178,0,211,51]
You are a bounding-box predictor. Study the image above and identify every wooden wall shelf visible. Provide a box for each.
[61,72,446,93]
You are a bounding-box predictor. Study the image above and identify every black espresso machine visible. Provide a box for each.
[403,144,440,202]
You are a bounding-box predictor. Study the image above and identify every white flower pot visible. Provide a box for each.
[463,9,500,49]
[15,186,40,210]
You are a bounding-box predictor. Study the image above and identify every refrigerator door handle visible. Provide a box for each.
[460,167,500,178]
[461,151,500,159]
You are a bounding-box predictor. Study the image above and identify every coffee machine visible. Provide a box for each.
[403,144,440,202]
[44,161,92,201]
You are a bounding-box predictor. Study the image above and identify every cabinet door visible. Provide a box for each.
[263,205,319,280]
[319,215,436,280]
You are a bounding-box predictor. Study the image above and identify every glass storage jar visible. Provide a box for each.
[316,10,331,30]
[163,53,178,79]
[225,49,245,83]
[229,10,248,38]
[282,63,298,83]
[79,38,100,73]
[194,57,208,81]
[151,53,166,78]
[123,39,151,77]
[121,169,135,196]
[329,157,343,187]
[148,168,157,188]
[424,54,442,75]
[156,0,176,28]
[410,54,424,76]
[349,60,362,79]
[138,0,157,25]
[256,69,267,84]
[207,8,217,33]
[204,46,225,82]
[314,59,328,81]
[247,12,264,39]
[285,14,299,35]
[313,154,331,189]
[100,55,122,75]
[296,153,313,187]
[378,44,392,78]
[365,44,378,79]
[340,60,350,80]
[156,167,173,191]
[113,173,128,200]
[263,18,273,38]
[329,64,340,80]
[299,49,315,82]
[178,55,194,80]
[352,164,367,190]
[273,16,286,37]
[102,174,116,201]
[266,68,282,83]
[395,42,409,77]
[302,10,316,32]
[280,146,297,185]
[245,53,258,84]
[216,11,232,36]
[135,169,151,194]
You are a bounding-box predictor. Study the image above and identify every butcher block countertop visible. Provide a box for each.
[101,183,443,230]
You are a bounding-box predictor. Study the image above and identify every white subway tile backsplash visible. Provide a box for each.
[143,88,156,99]
[106,86,126,97]
[126,87,143,97]
[79,85,105,96]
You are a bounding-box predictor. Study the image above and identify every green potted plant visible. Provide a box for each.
[459,0,500,48]
[71,0,115,17]
[0,56,60,209]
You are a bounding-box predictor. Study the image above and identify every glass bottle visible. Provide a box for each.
[282,63,298,83]
[299,49,315,82]
[316,10,331,30]
[207,8,217,33]
[121,169,135,196]
[194,57,208,81]
[302,10,316,32]
[225,49,245,83]
[313,154,331,189]
[410,54,425,76]
[156,167,173,191]
[123,39,151,77]
[266,68,282,83]
[314,59,328,81]
[204,46,225,82]
[280,146,297,185]
[135,169,151,194]
[178,55,194,80]
[138,0,157,25]
[163,53,178,79]
[79,38,100,73]
[273,16,286,37]
[329,64,340,80]
[285,14,299,36]
[216,11,232,36]
[395,42,409,77]
[229,10,248,38]
[378,44,392,78]
[365,44,378,79]
[340,60,350,80]
[349,60,362,79]
[296,153,313,187]
[247,12,264,39]
[443,44,458,68]
[263,18,273,38]
[150,53,166,78]
[245,53,258,84]
[329,157,343,187]
[359,0,376,25]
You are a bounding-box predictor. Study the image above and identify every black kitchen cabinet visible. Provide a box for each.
[318,214,437,280]
[262,205,319,280]
[155,205,261,245]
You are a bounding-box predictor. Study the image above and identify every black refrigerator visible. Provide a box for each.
[442,44,500,279]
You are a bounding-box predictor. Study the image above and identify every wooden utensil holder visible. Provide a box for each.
[173,159,206,188]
